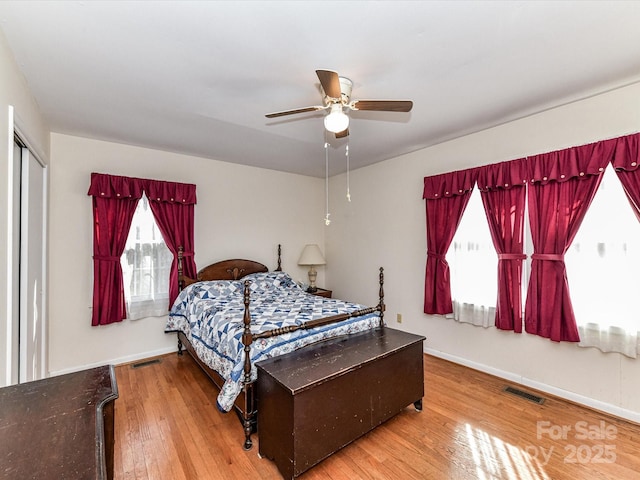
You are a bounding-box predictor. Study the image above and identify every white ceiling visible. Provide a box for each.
[2,1,640,178]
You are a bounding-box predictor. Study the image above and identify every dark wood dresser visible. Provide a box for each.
[257,327,425,479]
[0,365,119,480]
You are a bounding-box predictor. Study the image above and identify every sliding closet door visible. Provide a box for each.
[19,146,47,383]
[9,141,21,384]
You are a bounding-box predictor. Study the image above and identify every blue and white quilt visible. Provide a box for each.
[165,271,380,412]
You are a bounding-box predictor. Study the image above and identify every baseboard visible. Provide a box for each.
[425,347,640,425]
[48,345,177,378]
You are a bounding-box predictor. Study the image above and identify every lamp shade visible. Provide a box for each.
[297,244,326,266]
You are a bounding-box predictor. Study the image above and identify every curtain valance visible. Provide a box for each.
[527,138,617,185]
[423,136,632,195]
[143,179,197,204]
[612,133,640,172]
[422,168,478,200]
[88,173,197,204]
[87,172,144,199]
[477,158,528,192]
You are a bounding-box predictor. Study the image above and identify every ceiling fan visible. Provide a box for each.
[265,69,413,138]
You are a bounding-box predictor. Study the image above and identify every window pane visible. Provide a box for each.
[566,166,640,356]
[449,189,498,327]
[121,195,172,319]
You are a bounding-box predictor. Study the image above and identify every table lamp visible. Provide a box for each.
[297,244,326,293]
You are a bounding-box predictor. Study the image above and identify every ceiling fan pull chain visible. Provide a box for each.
[345,142,351,202]
[324,140,331,226]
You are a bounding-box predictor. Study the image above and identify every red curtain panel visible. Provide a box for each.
[422,168,478,314]
[524,138,617,342]
[87,173,143,326]
[477,159,527,333]
[143,179,197,307]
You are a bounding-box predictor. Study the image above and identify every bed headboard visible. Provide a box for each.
[178,244,282,289]
[196,259,268,281]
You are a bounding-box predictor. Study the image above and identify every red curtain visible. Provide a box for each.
[143,179,197,307]
[524,139,617,341]
[423,168,478,314]
[88,173,143,326]
[612,133,640,222]
[477,159,527,332]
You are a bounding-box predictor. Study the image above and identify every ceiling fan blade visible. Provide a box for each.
[351,100,413,112]
[316,69,342,99]
[335,128,349,139]
[265,106,326,118]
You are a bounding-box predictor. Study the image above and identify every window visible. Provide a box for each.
[89,173,196,326]
[121,194,172,319]
[566,166,640,357]
[448,166,640,357]
[449,188,498,327]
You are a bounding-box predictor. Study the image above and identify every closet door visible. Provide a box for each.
[9,141,21,384]
[19,147,47,382]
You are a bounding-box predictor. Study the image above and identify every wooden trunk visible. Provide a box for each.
[256,327,425,479]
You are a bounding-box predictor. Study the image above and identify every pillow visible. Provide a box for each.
[195,280,241,299]
[242,271,300,293]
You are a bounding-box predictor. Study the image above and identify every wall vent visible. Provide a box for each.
[131,358,161,369]
[503,386,545,405]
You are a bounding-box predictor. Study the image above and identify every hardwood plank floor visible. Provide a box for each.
[114,352,640,479]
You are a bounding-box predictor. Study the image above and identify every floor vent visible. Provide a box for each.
[131,358,161,369]
[503,386,545,405]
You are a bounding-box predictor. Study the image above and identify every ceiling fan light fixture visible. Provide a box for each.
[265,69,413,138]
[324,104,349,133]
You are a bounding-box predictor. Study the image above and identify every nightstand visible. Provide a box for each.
[309,287,332,298]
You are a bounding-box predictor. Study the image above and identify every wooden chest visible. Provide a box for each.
[256,327,425,479]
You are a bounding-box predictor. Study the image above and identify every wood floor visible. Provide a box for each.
[114,352,640,479]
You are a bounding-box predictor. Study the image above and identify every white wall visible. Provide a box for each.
[48,134,324,375]
[0,30,49,386]
[327,81,640,421]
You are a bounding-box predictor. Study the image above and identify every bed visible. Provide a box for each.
[165,245,385,450]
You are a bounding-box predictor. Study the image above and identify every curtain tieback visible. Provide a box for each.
[498,253,527,260]
[531,253,564,261]
[93,255,120,261]
[427,251,446,260]
[180,251,194,257]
